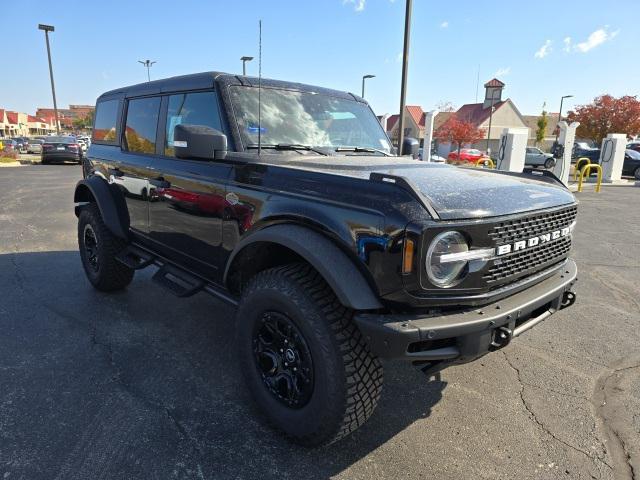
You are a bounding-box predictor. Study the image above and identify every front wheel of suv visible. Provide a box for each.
[78,203,134,291]
[236,263,383,446]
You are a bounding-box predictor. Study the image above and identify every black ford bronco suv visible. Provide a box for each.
[74,72,577,446]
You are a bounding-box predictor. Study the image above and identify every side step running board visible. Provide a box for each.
[152,263,205,298]
[116,245,155,270]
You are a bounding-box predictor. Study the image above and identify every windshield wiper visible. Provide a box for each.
[247,143,329,156]
[334,146,392,157]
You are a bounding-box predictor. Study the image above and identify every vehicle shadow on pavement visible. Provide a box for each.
[0,250,447,480]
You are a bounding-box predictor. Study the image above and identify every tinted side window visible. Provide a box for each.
[93,99,119,143]
[124,97,160,154]
[165,91,222,157]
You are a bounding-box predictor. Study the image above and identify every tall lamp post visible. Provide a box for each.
[241,56,254,76]
[361,74,375,98]
[556,94,573,141]
[138,59,156,82]
[396,0,413,155]
[38,24,60,135]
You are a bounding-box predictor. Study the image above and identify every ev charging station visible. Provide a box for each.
[496,127,528,172]
[421,110,438,162]
[599,133,626,182]
[552,121,580,185]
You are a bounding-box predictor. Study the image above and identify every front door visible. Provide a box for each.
[147,91,231,283]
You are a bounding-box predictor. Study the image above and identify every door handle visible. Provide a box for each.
[108,167,124,177]
[149,177,171,188]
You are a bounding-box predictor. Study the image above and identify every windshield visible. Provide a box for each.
[627,149,640,160]
[229,86,391,153]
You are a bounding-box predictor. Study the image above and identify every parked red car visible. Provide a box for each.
[447,148,485,164]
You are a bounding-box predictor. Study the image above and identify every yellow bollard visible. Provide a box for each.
[573,157,591,182]
[476,157,494,169]
[577,164,603,193]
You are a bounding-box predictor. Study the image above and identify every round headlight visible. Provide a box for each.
[426,231,469,287]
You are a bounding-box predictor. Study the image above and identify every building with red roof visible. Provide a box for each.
[383,79,528,153]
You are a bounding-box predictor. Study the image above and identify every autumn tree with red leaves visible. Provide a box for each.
[566,94,640,144]
[434,118,486,158]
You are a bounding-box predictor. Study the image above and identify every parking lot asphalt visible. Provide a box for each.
[0,165,638,480]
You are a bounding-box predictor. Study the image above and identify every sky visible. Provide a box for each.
[1,0,637,118]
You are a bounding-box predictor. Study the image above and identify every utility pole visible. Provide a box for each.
[138,59,156,82]
[361,74,375,98]
[241,56,254,76]
[556,94,573,141]
[396,0,413,155]
[38,24,60,135]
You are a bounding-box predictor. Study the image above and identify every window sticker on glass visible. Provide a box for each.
[167,115,183,146]
[247,123,267,134]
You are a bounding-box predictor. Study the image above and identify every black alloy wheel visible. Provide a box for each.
[83,223,99,272]
[253,311,314,408]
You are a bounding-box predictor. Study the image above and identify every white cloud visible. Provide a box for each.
[563,37,572,52]
[440,21,449,28]
[343,0,366,12]
[396,52,403,63]
[534,40,552,59]
[574,27,619,53]
[493,67,511,77]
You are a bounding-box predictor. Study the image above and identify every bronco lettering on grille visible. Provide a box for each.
[496,227,570,256]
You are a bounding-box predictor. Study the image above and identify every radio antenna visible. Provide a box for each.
[258,19,262,156]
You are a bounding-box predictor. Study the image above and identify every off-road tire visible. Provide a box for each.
[78,203,134,291]
[236,262,383,446]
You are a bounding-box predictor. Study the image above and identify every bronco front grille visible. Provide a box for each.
[483,237,571,284]
[483,205,577,287]
[488,205,577,245]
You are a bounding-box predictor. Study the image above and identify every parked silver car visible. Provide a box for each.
[525,147,556,169]
[27,138,44,154]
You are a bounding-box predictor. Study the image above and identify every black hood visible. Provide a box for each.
[277,156,576,220]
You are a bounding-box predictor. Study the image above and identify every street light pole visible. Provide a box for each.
[38,24,60,135]
[138,60,156,82]
[241,56,254,76]
[361,74,375,98]
[556,94,573,141]
[396,0,413,156]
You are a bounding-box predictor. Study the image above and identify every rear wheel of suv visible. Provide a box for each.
[78,204,134,291]
[635,167,640,180]
[236,263,383,446]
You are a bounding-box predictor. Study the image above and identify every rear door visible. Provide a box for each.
[147,90,232,283]
[114,96,162,234]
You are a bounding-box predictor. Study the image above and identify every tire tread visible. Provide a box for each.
[78,204,133,291]
[243,262,383,445]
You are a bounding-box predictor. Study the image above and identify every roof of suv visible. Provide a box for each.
[97,71,361,102]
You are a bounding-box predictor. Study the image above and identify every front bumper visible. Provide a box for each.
[355,258,577,370]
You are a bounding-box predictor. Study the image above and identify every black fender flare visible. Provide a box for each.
[224,224,383,311]
[73,176,130,240]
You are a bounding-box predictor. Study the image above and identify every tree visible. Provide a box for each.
[72,110,95,130]
[535,109,548,146]
[434,117,486,158]
[566,94,640,144]
[435,100,456,112]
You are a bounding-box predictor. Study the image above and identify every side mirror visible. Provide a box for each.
[401,137,420,159]
[174,124,227,160]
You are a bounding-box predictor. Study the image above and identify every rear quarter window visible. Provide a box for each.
[92,99,119,143]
